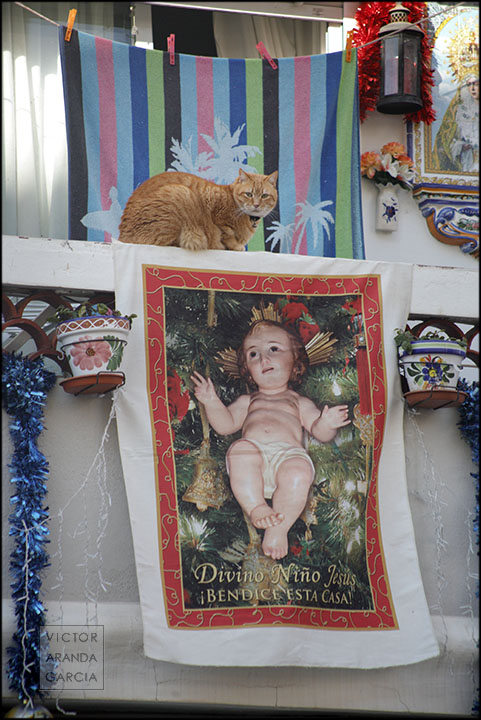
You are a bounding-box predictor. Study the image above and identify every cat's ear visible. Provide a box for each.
[267,171,278,186]
[237,168,250,182]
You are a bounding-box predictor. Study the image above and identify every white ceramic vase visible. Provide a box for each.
[375,183,399,232]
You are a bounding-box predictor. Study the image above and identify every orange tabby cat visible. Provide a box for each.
[118,168,278,251]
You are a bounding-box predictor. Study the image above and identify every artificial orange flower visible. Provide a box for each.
[380,142,406,159]
[360,151,382,178]
[397,153,414,168]
[361,143,415,189]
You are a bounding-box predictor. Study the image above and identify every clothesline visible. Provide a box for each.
[351,1,466,51]
[14,1,467,54]
[14,2,59,26]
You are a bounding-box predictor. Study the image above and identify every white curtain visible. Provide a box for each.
[1,2,124,239]
[212,12,326,58]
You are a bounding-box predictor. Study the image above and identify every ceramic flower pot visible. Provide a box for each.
[398,338,466,392]
[56,316,130,378]
[375,183,399,232]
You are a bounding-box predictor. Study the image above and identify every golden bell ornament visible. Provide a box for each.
[182,455,230,511]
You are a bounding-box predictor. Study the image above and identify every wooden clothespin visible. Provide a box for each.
[345,30,354,63]
[167,34,175,65]
[65,8,77,42]
[256,42,277,70]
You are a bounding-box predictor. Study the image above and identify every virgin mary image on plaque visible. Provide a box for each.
[163,288,375,614]
[430,13,479,175]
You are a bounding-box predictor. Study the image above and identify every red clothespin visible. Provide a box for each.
[345,30,354,63]
[167,34,175,65]
[256,42,277,70]
[65,8,77,42]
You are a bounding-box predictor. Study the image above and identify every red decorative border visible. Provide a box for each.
[143,265,397,630]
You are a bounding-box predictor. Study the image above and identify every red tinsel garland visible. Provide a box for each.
[352,1,435,125]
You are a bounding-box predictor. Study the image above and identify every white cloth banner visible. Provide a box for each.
[113,242,439,668]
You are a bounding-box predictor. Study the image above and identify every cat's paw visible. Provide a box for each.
[223,241,246,251]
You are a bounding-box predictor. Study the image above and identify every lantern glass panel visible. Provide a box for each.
[403,34,420,95]
[383,36,400,95]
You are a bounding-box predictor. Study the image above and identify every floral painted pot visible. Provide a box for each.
[398,338,466,392]
[56,316,130,378]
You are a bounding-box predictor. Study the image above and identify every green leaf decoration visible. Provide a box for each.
[104,336,126,371]
[301,312,316,325]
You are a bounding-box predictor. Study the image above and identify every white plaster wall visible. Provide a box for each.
[360,112,478,270]
[2,371,478,714]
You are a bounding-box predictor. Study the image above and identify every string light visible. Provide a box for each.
[407,408,449,647]
[407,401,479,709]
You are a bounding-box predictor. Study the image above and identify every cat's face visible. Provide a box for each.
[232,170,278,218]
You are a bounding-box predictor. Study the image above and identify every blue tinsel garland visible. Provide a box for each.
[2,352,57,703]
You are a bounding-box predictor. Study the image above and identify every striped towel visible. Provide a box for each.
[59,28,364,258]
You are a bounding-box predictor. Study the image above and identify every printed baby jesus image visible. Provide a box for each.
[191,319,351,560]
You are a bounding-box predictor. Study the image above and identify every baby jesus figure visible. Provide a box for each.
[191,320,350,560]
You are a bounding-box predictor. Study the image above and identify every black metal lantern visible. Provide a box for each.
[377,3,424,114]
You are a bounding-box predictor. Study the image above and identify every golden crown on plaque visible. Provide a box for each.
[447,23,479,85]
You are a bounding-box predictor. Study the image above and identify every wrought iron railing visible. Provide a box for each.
[2,290,115,374]
[3,289,478,376]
